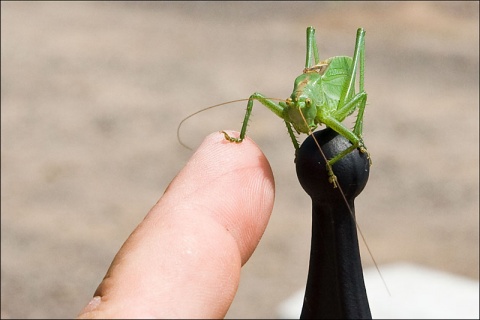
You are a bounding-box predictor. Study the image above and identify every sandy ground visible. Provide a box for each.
[1,2,478,318]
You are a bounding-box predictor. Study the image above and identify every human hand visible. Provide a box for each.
[77,131,275,319]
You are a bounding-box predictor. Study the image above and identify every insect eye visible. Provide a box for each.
[305,99,312,107]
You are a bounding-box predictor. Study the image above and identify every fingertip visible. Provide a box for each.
[167,130,275,263]
[77,296,101,319]
[79,131,275,318]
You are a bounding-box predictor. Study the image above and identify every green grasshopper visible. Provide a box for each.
[222,27,370,188]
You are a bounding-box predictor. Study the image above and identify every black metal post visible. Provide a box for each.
[295,128,372,319]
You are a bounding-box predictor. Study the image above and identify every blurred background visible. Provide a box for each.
[1,1,478,318]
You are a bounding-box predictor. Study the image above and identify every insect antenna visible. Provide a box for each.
[298,108,391,296]
[177,98,285,150]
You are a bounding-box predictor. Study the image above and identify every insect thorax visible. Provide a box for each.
[281,73,325,134]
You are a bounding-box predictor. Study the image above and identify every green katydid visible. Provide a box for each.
[177,27,389,294]
[221,27,370,188]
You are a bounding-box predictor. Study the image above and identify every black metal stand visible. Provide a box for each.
[295,128,372,319]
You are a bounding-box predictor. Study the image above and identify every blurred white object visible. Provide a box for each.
[277,262,479,319]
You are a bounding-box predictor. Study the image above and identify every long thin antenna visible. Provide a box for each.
[299,109,391,296]
[177,98,284,150]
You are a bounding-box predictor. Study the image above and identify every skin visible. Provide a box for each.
[77,131,275,319]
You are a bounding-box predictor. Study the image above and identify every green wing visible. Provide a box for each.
[320,56,354,111]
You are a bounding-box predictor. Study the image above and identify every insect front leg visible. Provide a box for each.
[317,106,368,188]
[222,93,285,143]
[334,92,371,164]
[352,93,367,141]
[336,91,368,136]
[324,92,369,160]
[285,121,300,150]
